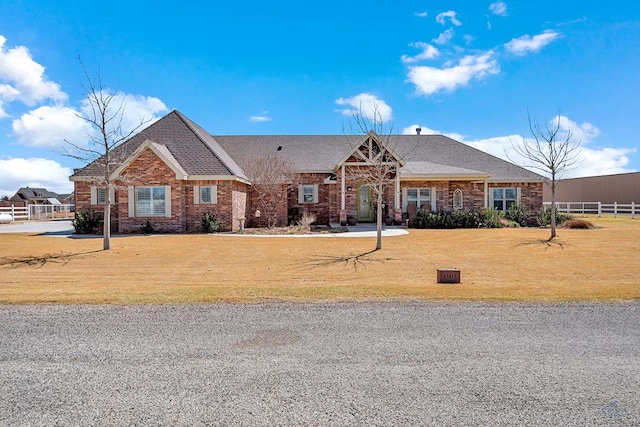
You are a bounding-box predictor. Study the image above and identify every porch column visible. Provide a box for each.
[394,173,400,209]
[341,164,346,210]
[339,164,347,225]
[393,172,402,224]
[484,180,489,208]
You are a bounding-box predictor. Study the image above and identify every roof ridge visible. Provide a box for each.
[172,111,248,180]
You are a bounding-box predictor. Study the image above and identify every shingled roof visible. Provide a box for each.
[71,110,247,181]
[213,134,543,182]
[71,110,542,183]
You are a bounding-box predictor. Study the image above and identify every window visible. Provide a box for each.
[405,187,432,212]
[97,188,107,205]
[90,186,113,205]
[492,187,517,211]
[194,185,217,204]
[453,189,463,210]
[136,186,166,216]
[298,184,318,204]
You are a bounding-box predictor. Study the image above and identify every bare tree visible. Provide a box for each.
[65,59,151,250]
[343,104,423,250]
[243,152,295,228]
[512,111,582,240]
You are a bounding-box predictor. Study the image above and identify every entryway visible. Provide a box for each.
[356,184,374,222]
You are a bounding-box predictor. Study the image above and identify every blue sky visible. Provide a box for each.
[1,0,639,196]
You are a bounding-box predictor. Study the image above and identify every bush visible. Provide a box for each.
[479,208,504,228]
[72,209,102,234]
[561,219,595,229]
[505,203,529,226]
[537,207,572,227]
[201,212,221,233]
[141,220,155,234]
[412,209,481,229]
[297,211,317,231]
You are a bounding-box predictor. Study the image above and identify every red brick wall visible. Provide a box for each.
[74,148,249,233]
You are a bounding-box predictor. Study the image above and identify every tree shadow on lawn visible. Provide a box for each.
[0,250,102,269]
[515,238,567,250]
[299,249,385,271]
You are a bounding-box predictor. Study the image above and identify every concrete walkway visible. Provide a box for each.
[0,220,408,237]
[0,219,74,235]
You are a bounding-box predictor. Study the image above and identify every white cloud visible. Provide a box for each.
[401,42,440,64]
[402,124,465,141]
[489,1,508,17]
[80,91,167,136]
[250,111,271,122]
[414,11,428,18]
[0,157,73,196]
[433,29,455,45]
[435,11,462,26]
[504,30,560,55]
[406,51,499,96]
[335,93,393,123]
[0,35,67,117]
[12,106,93,149]
[12,92,167,151]
[552,115,600,143]
[574,147,636,177]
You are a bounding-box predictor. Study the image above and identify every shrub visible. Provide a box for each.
[412,209,481,229]
[72,209,102,234]
[561,219,595,229]
[141,220,155,234]
[479,208,504,228]
[201,212,221,233]
[505,203,529,226]
[537,207,572,227]
[297,211,317,232]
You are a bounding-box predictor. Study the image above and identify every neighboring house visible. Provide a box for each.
[70,110,544,233]
[11,187,61,205]
[543,172,639,204]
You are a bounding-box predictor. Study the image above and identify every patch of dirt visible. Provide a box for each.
[235,225,347,235]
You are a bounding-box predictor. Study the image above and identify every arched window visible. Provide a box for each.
[453,189,463,210]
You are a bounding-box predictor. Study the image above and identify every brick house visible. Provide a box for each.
[70,110,544,233]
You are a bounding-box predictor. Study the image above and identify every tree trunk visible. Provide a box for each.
[550,174,557,240]
[103,201,111,250]
[375,180,383,251]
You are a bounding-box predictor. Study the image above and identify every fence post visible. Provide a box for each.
[614,202,617,218]
[11,204,14,222]
[598,202,602,217]
[632,202,636,220]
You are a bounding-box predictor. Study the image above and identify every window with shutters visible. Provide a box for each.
[136,186,166,216]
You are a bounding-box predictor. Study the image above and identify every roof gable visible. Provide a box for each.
[72,110,247,181]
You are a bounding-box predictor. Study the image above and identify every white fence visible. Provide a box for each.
[0,204,74,221]
[543,202,636,219]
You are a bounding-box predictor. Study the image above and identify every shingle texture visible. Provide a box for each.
[72,110,542,182]
[73,111,246,179]
[214,134,543,181]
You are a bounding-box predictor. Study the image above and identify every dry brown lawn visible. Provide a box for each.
[1,216,638,304]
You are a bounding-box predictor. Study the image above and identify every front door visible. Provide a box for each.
[357,184,374,222]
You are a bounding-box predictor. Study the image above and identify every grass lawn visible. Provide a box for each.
[0,216,638,304]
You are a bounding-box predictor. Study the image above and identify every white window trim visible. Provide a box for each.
[402,187,436,212]
[453,188,463,211]
[91,186,115,205]
[128,185,171,218]
[194,185,218,205]
[489,187,521,211]
[298,184,319,204]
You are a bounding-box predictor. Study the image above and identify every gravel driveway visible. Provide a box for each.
[1,302,638,426]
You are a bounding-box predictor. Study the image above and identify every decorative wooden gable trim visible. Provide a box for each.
[335,131,404,169]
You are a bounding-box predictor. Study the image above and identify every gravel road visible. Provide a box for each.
[1,302,638,426]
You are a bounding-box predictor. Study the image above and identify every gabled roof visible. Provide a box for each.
[70,110,543,184]
[71,110,248,181]
[215,134,543,182]
[13,187,58,200]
